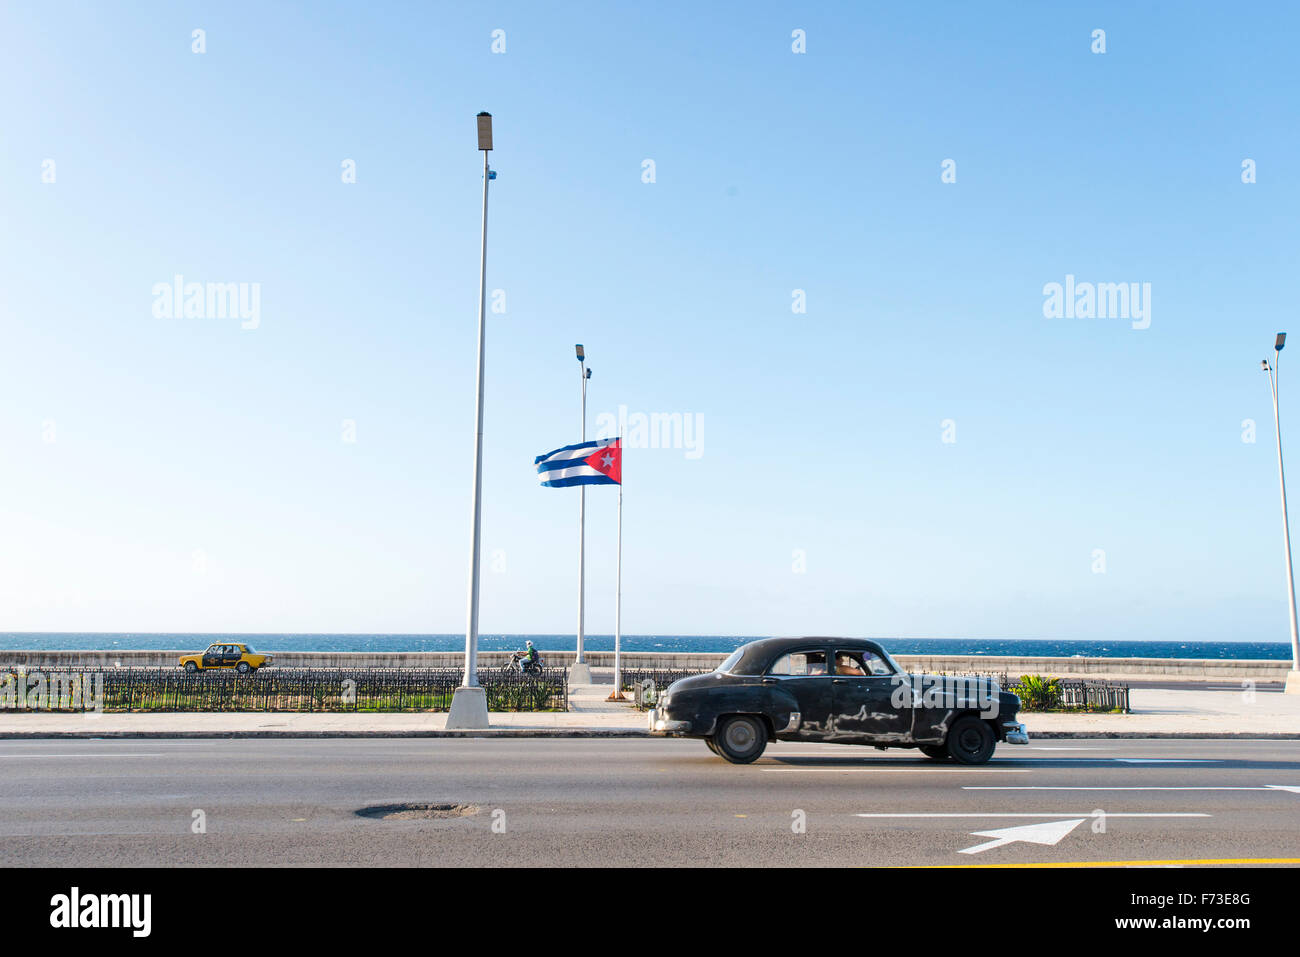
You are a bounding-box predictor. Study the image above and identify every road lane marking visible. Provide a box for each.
[0,753,166,758]
[764,768,1032,773]
[854,813,1209,818]
[1112,758,1220,763]
[921,857,1300,868]
[963,785,1300,792]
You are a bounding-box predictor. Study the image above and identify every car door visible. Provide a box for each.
[830,648,911,741]
[223,645,243,668]
[202,645,223,669]
[763,647,834,739]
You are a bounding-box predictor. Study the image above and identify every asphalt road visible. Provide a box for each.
[0,737,1297,866]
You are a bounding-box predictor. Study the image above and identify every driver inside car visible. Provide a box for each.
[835,653,866,676]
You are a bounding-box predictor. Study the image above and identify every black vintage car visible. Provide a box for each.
[647,637,1028,764]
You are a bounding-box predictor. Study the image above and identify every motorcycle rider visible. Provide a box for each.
[516,640,540,674]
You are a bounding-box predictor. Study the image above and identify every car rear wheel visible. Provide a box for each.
[919,744,949,760]
[712,715,767,764]
[705,738,719,755]
[236,662,251,674]
[184,661,198,673]
[946,716,996,765]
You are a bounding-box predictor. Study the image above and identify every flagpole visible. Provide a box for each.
[571,347,592,685]
[608,436,626,701]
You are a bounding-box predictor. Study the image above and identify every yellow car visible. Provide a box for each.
[179,643,272,674]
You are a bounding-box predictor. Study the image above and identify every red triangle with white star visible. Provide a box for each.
[583,440,621,483]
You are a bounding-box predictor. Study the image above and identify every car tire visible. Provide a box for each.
[236,662,251,674]
[712,715,767,764]
[919,744,949,760]
[946,716,996,765]
[184,661,198,673]
[705,738,719,755]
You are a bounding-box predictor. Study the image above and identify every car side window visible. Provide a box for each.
[769,650,828,677]
[835,650,892,676]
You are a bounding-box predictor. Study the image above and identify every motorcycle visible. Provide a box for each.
[505,651,544,676]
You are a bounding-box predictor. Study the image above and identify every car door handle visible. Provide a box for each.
[832,678,847,684]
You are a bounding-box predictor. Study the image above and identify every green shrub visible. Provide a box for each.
[1010,674,1062,711]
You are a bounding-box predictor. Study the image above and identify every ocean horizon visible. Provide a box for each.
[0,633,1292,660]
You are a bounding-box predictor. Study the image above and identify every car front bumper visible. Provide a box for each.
[1002,721,1029,745]
[647,709,691,734]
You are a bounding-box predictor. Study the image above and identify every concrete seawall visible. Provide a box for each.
[0,648,1291,681]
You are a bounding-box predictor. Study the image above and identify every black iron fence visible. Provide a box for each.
[1006,675,1130,713]
[620,669,709,709]
[0,667,567,713]
[1052,680,1130,712]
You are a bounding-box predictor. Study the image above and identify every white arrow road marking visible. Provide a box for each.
[958,818,1086,855]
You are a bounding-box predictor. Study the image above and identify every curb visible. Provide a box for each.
[1,730,1298,740]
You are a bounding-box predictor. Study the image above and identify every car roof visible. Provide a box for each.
[730,637,890,674]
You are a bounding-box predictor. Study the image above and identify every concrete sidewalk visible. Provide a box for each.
[1,684,1299,739]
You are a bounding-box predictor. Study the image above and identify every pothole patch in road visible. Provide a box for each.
[355,803,481,821]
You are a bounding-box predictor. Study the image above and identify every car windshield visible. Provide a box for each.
[243,645,254,653]
[715,648,744,674]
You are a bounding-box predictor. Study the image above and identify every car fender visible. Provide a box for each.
[670,682,800,738]
[703,684,801,738]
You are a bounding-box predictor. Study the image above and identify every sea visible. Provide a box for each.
[0,634,1292,660]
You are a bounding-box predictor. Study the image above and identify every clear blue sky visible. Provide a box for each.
[0,1,1296,641]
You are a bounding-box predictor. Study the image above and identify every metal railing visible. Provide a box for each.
[619,669,709,710]
[0,666,567,713]
[1053,679,1130,712]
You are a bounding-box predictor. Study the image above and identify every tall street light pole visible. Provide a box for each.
[571,344,593,685]
[447,111,495,728]
[1262,332,1300,694]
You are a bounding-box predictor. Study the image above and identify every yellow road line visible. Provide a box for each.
[919,857,1300,868]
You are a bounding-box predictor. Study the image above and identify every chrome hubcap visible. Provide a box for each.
[725,721,756,752]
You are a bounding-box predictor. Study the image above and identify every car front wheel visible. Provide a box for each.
[236,662,251,674]
[712,715,767,764]
[946,716,996,765]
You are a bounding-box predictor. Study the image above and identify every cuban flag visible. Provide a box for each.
[535,438,622,487]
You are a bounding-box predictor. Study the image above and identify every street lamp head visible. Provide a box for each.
[1277,332,1287,352]
[575,344,585,361]
[476,112,493,151]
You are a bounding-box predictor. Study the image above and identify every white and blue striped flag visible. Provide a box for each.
[535,438,622,488]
